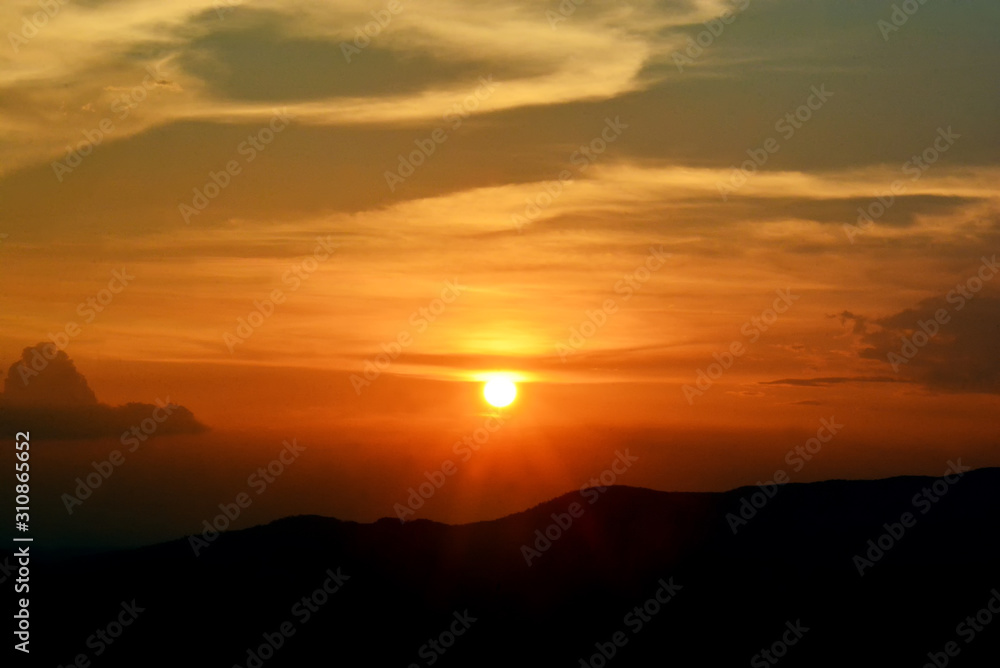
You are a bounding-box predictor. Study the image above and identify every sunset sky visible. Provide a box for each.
[1,0,998,547]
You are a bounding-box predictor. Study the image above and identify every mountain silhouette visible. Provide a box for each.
[21,468,1000,667]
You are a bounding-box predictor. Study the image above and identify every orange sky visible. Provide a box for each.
[1,0,998,546]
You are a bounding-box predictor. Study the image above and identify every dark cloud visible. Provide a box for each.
[853,286,1000,394]
[2,345,98,407]
[0,343,206,440]
[641,0,1000,170]
[176,10,542,103]
[835,311,870,336]
[760,376,905,387]
[517,196,979,237]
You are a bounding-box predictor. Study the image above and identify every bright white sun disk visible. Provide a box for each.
[483,378,517,407]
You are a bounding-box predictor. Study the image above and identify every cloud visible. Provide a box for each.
[2,0,999,183]
[760,376,905,387]
[175,9,545,103]
[0,0,659,176]
[852,287,1000,394]
[2,344,98,407]
[0,0,998,388]
[0,343,206,439]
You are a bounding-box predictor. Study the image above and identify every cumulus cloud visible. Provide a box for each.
[2,343,98,407]
[0,343,206,439]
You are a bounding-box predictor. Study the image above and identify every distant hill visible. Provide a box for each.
[26,468,1000,667]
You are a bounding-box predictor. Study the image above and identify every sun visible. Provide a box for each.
[483,378,517,408]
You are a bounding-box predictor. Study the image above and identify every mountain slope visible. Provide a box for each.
[29,468,1000,667]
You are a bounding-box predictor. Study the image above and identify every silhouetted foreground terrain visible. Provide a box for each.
[21,468,1000,667]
